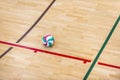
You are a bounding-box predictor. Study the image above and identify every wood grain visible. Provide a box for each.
[0,0,120,80]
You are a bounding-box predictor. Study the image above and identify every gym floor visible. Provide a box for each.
[0,0,120,80]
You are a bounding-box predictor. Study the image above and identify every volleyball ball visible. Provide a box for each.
[42,34,54,47]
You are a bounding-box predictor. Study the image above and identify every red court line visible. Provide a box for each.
[0,0,56,58]
[0,40,91,63]
[0,40,120,69]
[98,62,120,69]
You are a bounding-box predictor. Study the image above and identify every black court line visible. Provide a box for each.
[0,0,56,59]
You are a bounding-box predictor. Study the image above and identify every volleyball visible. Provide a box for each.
[42,34,54,47]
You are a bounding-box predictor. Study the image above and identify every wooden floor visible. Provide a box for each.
[0,0,120,80]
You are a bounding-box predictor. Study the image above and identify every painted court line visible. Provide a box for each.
[98,62,120,69]
[0,0,56,58]
[0,40,120,70]
[83,15,120,80]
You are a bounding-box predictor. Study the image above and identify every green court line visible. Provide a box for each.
[83,15,120,80]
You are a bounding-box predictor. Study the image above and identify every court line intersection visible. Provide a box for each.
[83,15,120,80]
[0,0,56,58]
[0,1,119,79]
[0,40,119,70]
